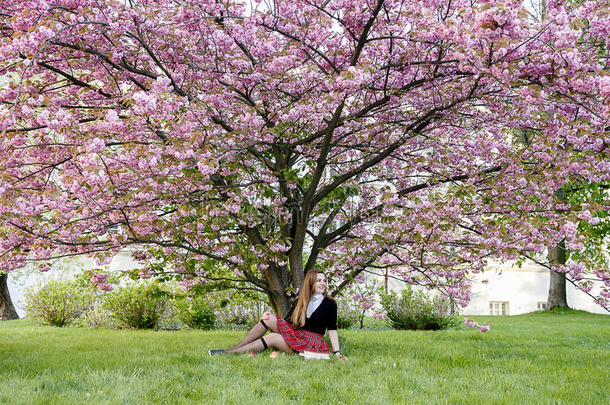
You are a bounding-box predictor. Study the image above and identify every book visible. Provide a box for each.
[299,351,330,360]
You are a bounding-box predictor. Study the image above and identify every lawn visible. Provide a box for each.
[0,310,608,404]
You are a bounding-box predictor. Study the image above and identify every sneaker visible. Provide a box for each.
[208,349,225,355]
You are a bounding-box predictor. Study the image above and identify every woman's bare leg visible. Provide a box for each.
[227,312,280,351]
[225,333,294,354]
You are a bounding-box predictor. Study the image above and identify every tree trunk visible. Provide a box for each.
[262,262,293,318]
[0,272,19,320]
[540,0,547,21]
[267,290,291,318]
[547,240,568,309]
[384,268,388,293]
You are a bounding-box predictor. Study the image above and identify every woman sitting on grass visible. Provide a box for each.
[209,270,347,360]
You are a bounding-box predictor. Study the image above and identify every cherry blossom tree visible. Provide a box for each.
[0,0,608,316]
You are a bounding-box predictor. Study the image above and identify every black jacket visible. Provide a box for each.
[285,297,337,335]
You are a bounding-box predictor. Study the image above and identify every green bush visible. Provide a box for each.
[25,279,94,327]
[102,282,168,329]
[381,287,459,331]
[337,301,360,329]
[81,304,115,329]
[213,296,266,328]
[174,296,216,330]
[337,312,355,329]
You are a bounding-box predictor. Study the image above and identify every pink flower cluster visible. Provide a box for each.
[92,273,112,291]
[464,318,491,333]
[138,269,153,279]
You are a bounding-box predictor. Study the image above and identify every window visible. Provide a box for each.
[537,302,548,311]
[489,301,509,315]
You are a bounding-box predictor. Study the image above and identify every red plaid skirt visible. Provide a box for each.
[277,318,330,353]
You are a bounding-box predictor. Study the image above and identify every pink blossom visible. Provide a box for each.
[92,273,109,284]
[561,222,578,239]
[476,324,491,333]
[85,138,105,153]
[600,76,610,98]
[97,283,113,292]
[588,217,601,226]
[139,269,153,279]
[38,264,51,272]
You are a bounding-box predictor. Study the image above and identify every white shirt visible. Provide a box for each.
[306,294,324,318]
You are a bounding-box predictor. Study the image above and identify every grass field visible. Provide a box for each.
[0,310,609,404]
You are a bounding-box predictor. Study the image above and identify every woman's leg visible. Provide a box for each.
[225,333,294,354]
[227,321,267,351]
[227,312,281,351]
[264,332,295,353]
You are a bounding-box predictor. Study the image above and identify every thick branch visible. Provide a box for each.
[350,0,385,66]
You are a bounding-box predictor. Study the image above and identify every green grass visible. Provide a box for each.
[1,310,608,404]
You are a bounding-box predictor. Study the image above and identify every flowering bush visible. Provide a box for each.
[336,277,382,329]
[174,296,216,330]
[24,279,94,327]
[336,300,359,329]
[381,287,459,331]
[102,282,169,329]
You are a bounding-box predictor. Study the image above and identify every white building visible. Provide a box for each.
[463,262,607,315]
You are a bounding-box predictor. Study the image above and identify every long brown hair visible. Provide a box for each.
[290,270,327,328]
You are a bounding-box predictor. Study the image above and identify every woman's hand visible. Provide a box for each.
[262,311,272,321]
[335,353,348,361]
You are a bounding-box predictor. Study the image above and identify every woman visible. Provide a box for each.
[209,270,347,360]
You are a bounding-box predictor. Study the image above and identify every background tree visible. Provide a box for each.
[537,0,569,312]
[0,0,608,316]
[532,0,609,309]
[0,271,19,320]
[537,182,609,309]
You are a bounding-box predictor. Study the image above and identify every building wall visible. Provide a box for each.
[463,264,607,315]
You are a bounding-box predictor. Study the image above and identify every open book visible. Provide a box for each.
[299,351,330,360]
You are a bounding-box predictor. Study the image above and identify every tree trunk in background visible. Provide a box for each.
[0,272,19,320]
[546,180,568,310]
[384,269,388,294]
[547,240,568,309]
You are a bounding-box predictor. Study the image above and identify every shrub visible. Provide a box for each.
[81,304,115,329]
[337,301,360,329]
[102,282,168,329]
[174,296,216,330]
[336,311,355,329]
[25,279,94,327]
[214,295,266,328]
[381,287,459,331]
